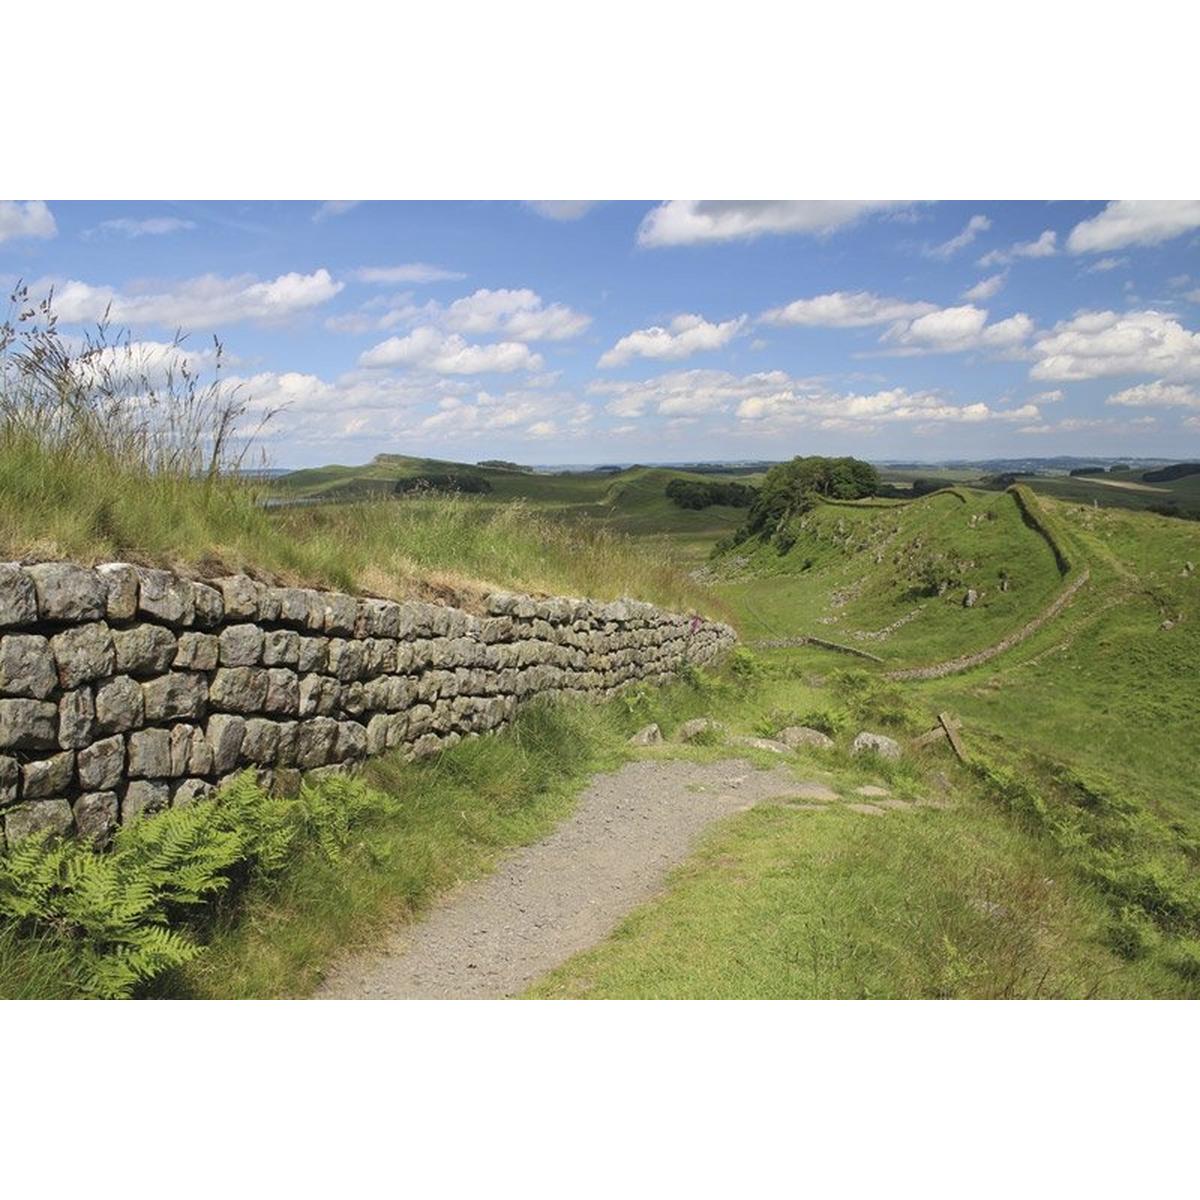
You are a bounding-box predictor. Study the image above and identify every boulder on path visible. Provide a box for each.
[851,731,902,760]
[776,725,834,751]
[676,718,724,743]
[627,723,663,746]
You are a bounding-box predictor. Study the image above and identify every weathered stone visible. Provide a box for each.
[136,567,195,625]
[219,623,264,666]
[128,727,172,777]
[294,717,338,769]
[262,629,300,666]
[77,734,126,790]
[241,718,280,764]
[122,779,169,823]
[171,778,213,807]
[50,622,114,688]
[4,798,73,842]
[0,633,58,698]
[677,718,724,743]
[963,589,979,608]
[74,791,118,843]
[776,725,835,751]
[264,668,299,715]
[298,673,339,716]
[335,719,367,760]
[327,638,365,682]
[59,688,96,748]
[296,636,328,673]
[94,675,145,733]
[169,724,208,777]
[206,714,246,773]
[192,582,224,627]
[174,631,219,671]
[142,672,207,723]
[274,587,313,627]
[275,721,299,766]
[851,731,903,759]
[215,575,259,619]
[0,698,59,749]
[628,722,663,746]
[22,751,74,798]
[0,563,38,628]
[27,563,106,622]
[113,625,177,675]
[210,667,269,712]
[322,593,359,635]
[731,735,790,755]
[96,562,139,620]
[0,754,18,804]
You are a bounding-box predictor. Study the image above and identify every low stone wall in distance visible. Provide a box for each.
[0,562,735,846]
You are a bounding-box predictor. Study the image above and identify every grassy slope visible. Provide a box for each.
[0,440,723,616]
[528,486,1200,999]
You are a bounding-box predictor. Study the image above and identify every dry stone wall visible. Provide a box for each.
[0,562,735,847]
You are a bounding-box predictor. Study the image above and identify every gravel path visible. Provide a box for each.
[315,757,802,1000]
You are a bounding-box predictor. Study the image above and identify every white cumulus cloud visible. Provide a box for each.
[961,272,1007,302]
[637,200,896,247]
[598,313,746,367]
[882,305,1034,355]
[1106,379,1200,408]
[1067,201,1200,254]
[760,291,936,328]
[358,327,544,374]
[441,288,591,341]
[33,269,343,329]
[0,200,57,243]
[1031,310,1200,381]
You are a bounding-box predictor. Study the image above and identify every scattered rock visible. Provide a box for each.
[731,735,790,754]
[677,718,724,742]
[628,723,663,746]
[854,784,891,797]
[792,782,839,802]
[851,731,902,759]
[963,589,979,608]
[776,725,834,750]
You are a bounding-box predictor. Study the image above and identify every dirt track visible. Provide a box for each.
[315,757,801,999]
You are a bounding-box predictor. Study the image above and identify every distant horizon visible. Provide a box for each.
[4,200,1199,466]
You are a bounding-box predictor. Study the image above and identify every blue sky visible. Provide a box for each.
[2,199,1199,467]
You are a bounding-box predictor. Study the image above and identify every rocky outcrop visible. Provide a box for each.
[0,562,735,846]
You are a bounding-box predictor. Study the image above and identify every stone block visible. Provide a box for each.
[122,779,169,823]
[262,629,300,666]
[59,688,96,748]
[174,631,219,671]
[0,563,38,628]
[171,778,213,807]
[265,668,300,715]
[113,625,177,675]
[128,727,172,777]
[0,633,58,699]
[206,714,245,773]
[219,623,264,666]
[22,751,75,798]
[96,562,139,620]
[210,667,269,712]
[241,718,280,764]
[215,575,258,619]
[0,698,59,749]
[77,734,126,791]
[142,671,207,723]
[192,582,224,627]
[27,562,106,622]
[0,754,17,804]
[4,798,73,842]
[50,622,115,688]
[74,791,119,844]
[294,716,338,769]
[297,636,328,673]
[94,675,145,733]
[169,724,208,777]
[136,567,195,625]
